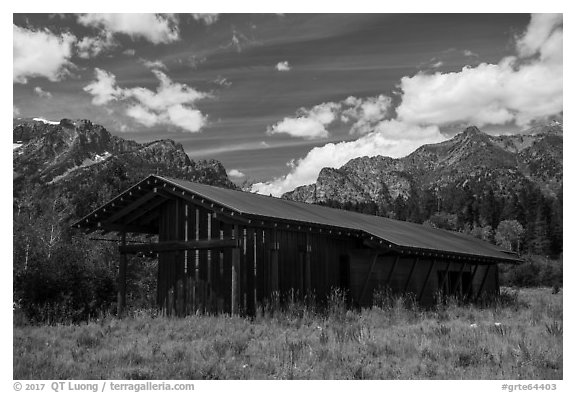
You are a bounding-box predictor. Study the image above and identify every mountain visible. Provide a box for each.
[13,118,235,220]
[283,124,563,206]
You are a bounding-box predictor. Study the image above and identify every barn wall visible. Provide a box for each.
[348,251,501,307]
[156,200,501,315]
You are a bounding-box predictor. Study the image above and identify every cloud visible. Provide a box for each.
[275,61,291,72]
[267,96,391,139]
[77,33,116,59]
[463,49,478,57]
[123,49,136,56]
[13,106,20,116]
[267,102,341,139]
[84,68,209,133]
[13,24,76,83]
[516,13,563,59]
[342,95,392,135]
[77,13,179,44]
[214,76,232,87]
[141,59,168,71]
[83,68,123,105]
[33,86,52,98]
[395,13,562,127]
[192,14,219,25]
[252,121,444,196]
[228,169,245,178]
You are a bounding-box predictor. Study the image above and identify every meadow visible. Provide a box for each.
[13,287,562,380]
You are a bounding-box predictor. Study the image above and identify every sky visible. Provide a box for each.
[13,13,563,195]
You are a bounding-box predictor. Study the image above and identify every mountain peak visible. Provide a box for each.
[462,126,483,135]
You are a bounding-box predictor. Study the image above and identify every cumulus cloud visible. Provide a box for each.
[83,68,122,105]
[252,121,444,196]
[33,86,52,98]
[275,61,291,72]
[13,25,76,83]
[516,13,563,59]
[396,13,562,128]
[13,106,20,116]
[77,13,179,44]
[84,68,208,133]
[267,96,391,139]
[267,102,340,139]
[192,14,219,25]
[228,169,245,178]
[342,95,392,135]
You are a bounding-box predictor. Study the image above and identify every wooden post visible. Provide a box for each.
[117,231,127,317]
[231,225,240,315]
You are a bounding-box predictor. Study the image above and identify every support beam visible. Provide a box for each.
[475,265,491,301]
[121,196,167,225]
[465,263,480,299]
[418,259,436,302]
[359,254,379,304]
[95,223,157,235]
[385,255,400,288]
[104,192,158,224]
[117,232,127,317]
[155,188,250,225]
[119,238,241,254]
[403,257,419,293]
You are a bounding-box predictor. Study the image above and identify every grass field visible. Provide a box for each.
[13,287,562,380]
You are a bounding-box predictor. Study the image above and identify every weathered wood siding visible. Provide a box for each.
[155,197,499,315]
[349,251,499,306]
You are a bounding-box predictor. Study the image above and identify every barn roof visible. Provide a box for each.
[74,174,521,264]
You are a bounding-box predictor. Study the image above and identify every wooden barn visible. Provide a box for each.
[74,174,521,316]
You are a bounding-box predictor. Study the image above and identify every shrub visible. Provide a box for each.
[500,255,562,288]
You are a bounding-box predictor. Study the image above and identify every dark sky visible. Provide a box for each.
[15,13,562,194]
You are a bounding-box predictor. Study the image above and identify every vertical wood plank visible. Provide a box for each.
[270,229,279,293]
[117,231,127,317]
[231,224,240,315]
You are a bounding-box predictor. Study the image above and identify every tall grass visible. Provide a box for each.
[13,287,562,380]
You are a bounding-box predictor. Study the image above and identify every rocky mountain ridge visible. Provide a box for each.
[283,124,563,206]
[13,118,235,220]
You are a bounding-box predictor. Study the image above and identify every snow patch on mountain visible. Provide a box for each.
[33,117,60,125]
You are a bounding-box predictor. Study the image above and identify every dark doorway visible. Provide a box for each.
[438,270,472,297]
